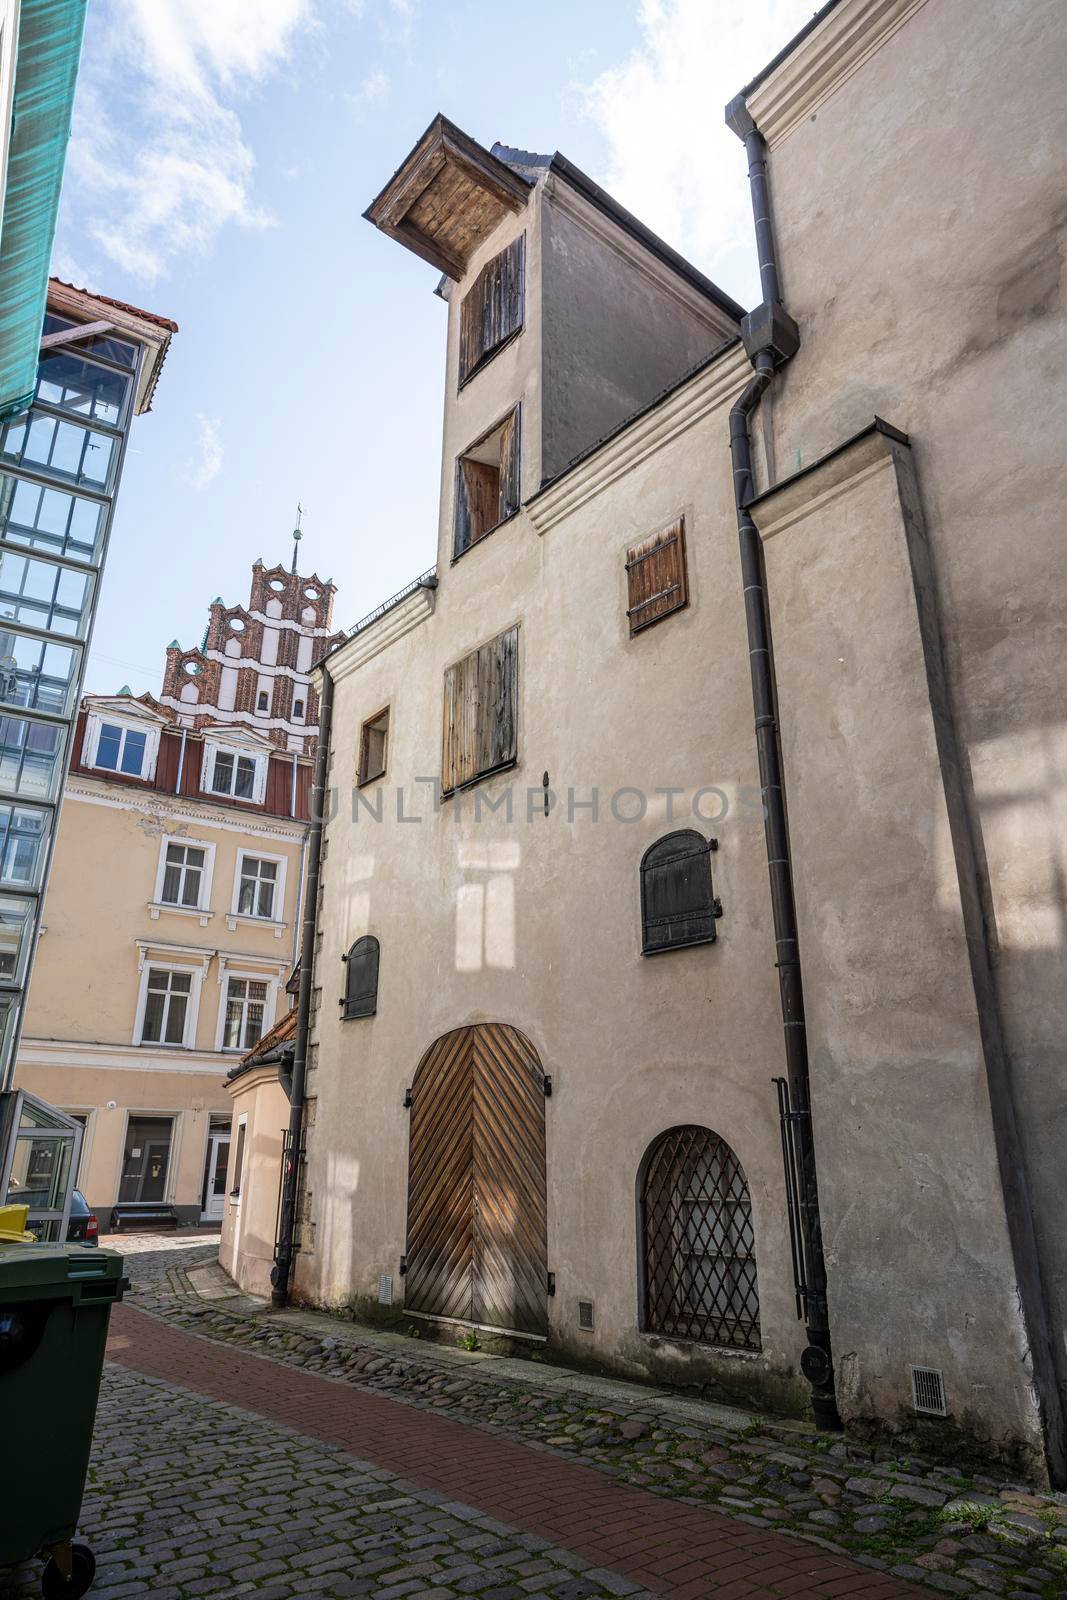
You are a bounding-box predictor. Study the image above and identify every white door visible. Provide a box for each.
[202,1132,230,1222]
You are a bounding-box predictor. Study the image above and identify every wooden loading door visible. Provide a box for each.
[405,1023,548,1336]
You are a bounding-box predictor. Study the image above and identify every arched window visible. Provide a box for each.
[639,1125,760,1351]
[341,935,379,1019]
[640,829,720,954]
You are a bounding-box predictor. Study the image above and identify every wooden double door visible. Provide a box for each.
[405,1023,548,1336]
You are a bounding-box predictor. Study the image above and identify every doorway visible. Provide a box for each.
[118,1115,173,1204]
[405,1022,548,1335]
[201,1125,231,1223]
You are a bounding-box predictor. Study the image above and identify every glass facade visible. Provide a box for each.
[0,313,148,1087]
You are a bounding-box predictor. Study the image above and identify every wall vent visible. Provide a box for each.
[910,1365,947,1417]
[377,1273,393,1306]
[578,1299,595,1331]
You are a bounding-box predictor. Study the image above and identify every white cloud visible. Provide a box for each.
[64,0,316,283]
[350,68,390,109]
[190,415,224,490]
[581,0,816,309]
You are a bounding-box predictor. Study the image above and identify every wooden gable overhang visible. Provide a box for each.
[363,115,533,279]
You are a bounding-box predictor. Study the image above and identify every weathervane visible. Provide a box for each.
[291,502,304,574]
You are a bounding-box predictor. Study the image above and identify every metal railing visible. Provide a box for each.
[348,567,438,639]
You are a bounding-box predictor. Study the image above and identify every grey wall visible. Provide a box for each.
[539,184,737,482]
[762,0,1067,1449]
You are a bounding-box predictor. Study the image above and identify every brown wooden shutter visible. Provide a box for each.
[442,625,518,796]
[498,406,520,521]
[459,234,525,386]
[626,516,688,636]
[454,460,471,556]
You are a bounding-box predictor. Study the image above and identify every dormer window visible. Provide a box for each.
[211,750,255,799]
[201,738,267,805]
[84,710,160,782]
[454,406,520,558]
[459,234,524,386]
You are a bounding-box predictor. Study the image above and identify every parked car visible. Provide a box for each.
[66,1190,98,1246]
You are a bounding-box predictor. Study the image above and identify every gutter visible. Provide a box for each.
[271,665,333,1309]
[724,93,840,1431]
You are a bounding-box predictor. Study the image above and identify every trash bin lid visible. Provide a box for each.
[0,1242,125,1302]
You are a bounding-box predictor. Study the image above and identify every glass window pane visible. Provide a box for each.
[120,729,146,774]
[180,867,200,907]
[163,992,186,1044]
[234,757,255,799]
[161,863,180,901]
[2,410,115,489]
[0,550,93,637]
[142,989,164,1041]
[95,723,121,769]
[0,634,79,716]
[0,474,106,565]
[212,752,233,793]
[37,350,130,426]
[170,972,191,994]
[0,715,63,799]
[0,896,36,983]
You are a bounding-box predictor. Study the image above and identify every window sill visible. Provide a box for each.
[450,506,520,565]
[224,912,287,939]
[148,901,214,928]
[640,1331,763,1362]
[441,756,518,802]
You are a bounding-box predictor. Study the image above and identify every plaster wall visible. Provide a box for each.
[220,1064,289,1297]
[539,180,738,482]
[752,430,1042,1467]
[757,0,1067,1446]
[15,1057,229,1219]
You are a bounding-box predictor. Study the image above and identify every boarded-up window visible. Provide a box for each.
[641,829,721,954]
[441,624,518,796]
[459,234,525,386]
[626,517,688,636]
[454,407,520,557]
[342,935,379,1019]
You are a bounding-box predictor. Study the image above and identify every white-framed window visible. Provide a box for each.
[221,975,269,1051]
[213,965,280,1053]
[230,849,287,923]
[135,963,201,1048]
[201,740,267,805]
[152,836,215,912]
[84,711,161,781]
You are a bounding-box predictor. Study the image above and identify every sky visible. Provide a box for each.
[54,0,817,697]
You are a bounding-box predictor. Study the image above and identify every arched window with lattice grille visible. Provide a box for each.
[638,1125,761,1351]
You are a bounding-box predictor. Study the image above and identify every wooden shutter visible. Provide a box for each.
[498,406,520,521]
[343,935,379,1018]
[459,234,525,386]
[406,1023,547,1335]
[442,624,518,796]
[626,516,688,636]
[462,458,500,545]
[641,829,720,953]
[454,458,472,556]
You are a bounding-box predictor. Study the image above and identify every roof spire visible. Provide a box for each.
[291,502,304,575]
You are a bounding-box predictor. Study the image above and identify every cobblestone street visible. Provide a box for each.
[4,1237,1066,1599]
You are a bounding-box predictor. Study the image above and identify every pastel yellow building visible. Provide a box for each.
[14,557,343,1226]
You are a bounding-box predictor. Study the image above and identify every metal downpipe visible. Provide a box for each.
[272,667,333,1310]
[727,102,841,1430]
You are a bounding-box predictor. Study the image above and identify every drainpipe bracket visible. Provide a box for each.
[741,300,800,367]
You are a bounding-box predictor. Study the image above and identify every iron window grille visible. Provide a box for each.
[639,1124,761,1352]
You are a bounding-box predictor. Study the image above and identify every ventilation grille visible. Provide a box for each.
[910,1365,947,1417]
[578,1299,595,1331]
[377,1273,393,1306]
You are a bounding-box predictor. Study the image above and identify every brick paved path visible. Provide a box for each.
[93,1299,923,1600]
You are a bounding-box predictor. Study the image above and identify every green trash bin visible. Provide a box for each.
[0,1242,127,1598]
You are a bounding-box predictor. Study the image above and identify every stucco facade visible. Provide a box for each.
[255,0,1067,1486]
[13,560,334,1224]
